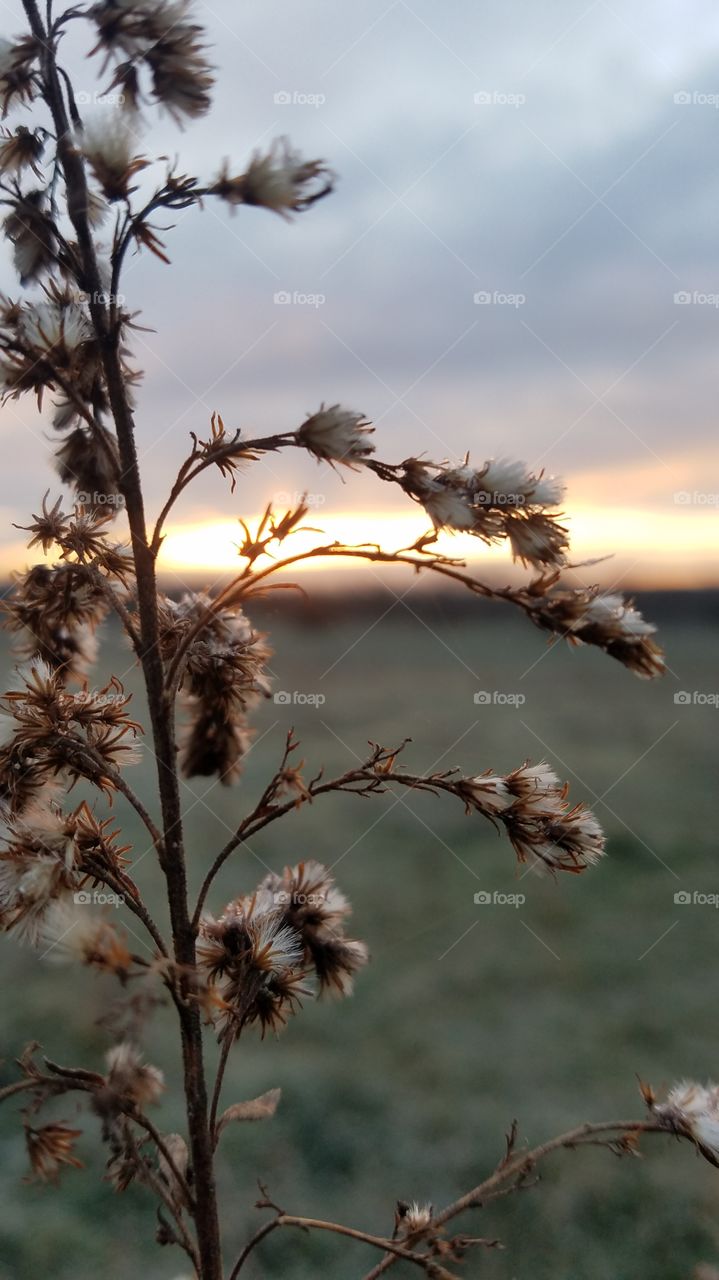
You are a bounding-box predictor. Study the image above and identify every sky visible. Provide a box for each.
[1,0,718,589]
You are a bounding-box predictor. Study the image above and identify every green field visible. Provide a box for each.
[1,592,718,1279]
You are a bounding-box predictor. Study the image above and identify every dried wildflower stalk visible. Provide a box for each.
[0,3,698,1277]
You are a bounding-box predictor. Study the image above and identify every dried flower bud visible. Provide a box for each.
[0,125,45,177]
[198,895,308,1040]
[394,1200,434,1241]
[104,1042,165,1108]
[75,115,149,201]
[3,190,56,283]
[211,138,334,219]
[159,593,271,782]
[528,589,665,678]
[37,898,131,974]
[3,563,109,677]
[458,761,605,874]
[654,1082,719,1167]
[400,457,569,566]
[260,860,369,996]
[0,36,40,116]
[25,1123,83,1183]
[54,426,123,515]
[88,0,213,121]
[298,403,375,469]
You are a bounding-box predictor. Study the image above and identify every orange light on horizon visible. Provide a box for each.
[152,504,717,589]
[0,503,715,589]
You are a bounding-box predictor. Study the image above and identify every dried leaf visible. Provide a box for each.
[216,1087,281,1135]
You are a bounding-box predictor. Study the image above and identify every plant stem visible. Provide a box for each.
[19,4,223,1271]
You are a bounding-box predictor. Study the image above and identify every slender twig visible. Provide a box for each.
[228,1219,280,1278]
[208,1036,233,1145]
[150,432,295,555]
[359,1119,671,1279]
[63,739,163,850]
[192,755,471,929]
[165,541,513,706]
[133,1112,196,1213]
[229,1214,440,1278]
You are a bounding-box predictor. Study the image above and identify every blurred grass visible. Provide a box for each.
[1,593,718,1279]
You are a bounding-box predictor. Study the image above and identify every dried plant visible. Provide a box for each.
[0,4,704,1277]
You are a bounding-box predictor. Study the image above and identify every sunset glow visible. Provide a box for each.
[150,503,716,588]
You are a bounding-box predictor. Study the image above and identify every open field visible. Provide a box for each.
[1,591,718,1279]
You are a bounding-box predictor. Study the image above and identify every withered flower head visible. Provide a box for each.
[298,403,375,469]
[198,894,307,1040]
[458,761,605,874]
[3,189,56,284]
[104,1042,165,1108]
[0,664,141,813]
[75,115,149,201]
[0,35,40,116]
[653,1081,719,1168]
[39,898,132,975]
[3,562,110,678]
[528,588,665,679]
[88,0,213,121]
[159,592,271,783]
[399,457,569,567]
[259,860,369,996]
[54,426,123,516]
[210,138,334,219]
[25,1123,83,1183]
[0,125,45,177]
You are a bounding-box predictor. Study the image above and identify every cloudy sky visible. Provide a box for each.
[1,0,718,586]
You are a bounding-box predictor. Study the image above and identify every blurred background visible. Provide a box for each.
[1,0,719,1276]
